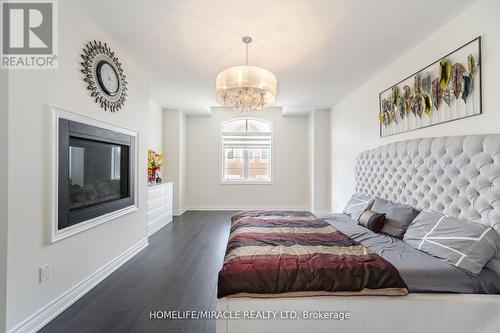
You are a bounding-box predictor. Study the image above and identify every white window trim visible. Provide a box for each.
[49,106,139,243]
[220,117,273,185]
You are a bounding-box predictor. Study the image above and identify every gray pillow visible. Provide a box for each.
[371,197,419,238]
[343,193,374,221]
[486,257,500,275]
[404,211,500,275]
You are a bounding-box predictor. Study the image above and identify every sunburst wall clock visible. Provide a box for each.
[81,40,128,112]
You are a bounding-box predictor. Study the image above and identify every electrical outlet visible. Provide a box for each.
[39,264,50,283]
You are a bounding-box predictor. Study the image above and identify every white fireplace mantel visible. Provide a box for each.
[49,106,139,243]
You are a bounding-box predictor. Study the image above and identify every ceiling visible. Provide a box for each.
[75,0,476,114]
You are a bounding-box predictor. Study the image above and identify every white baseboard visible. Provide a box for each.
[173,207,187,216]
[8,238,149,333]
[187,204,310,211]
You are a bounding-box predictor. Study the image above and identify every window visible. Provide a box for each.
[222,118,272,183]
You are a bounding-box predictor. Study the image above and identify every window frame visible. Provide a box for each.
[220,117,273,185]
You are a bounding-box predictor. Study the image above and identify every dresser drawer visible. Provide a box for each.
[148,196,167,210]
[147,182,173,235]
[148,212,168,228]
[148,204,167,219]
[148,188,167,201]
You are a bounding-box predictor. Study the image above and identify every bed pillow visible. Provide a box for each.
[486,257,500,276]
[343,193,374,221]
[404,211,500,275]
[358,210,385,233]
[371,198,419,238]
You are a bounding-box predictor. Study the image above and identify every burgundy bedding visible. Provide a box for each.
[217,210,408,298]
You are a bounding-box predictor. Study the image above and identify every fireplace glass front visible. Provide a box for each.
[69,138,128,210]
[58,119,135,230]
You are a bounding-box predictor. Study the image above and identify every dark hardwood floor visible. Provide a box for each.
[40,211,233,333]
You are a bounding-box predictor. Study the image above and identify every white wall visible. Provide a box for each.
[180,112,187,212]
[0,68,8,333]
[308,113,315,209]
[162,109,187,215]
[330,0,500,212]
[5,0,163,330]
[146,100,164,153]
[309,110,331,213]
[186,107,310,210]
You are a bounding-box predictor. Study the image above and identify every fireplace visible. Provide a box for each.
[57,118,135,231]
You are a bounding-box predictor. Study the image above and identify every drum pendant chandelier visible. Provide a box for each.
[216,36,277,112]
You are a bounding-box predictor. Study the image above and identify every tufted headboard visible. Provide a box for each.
[355,135,500,236]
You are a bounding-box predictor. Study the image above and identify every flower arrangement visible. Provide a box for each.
[148,149,164,183]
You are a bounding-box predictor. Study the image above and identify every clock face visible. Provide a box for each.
[97,61,119,96]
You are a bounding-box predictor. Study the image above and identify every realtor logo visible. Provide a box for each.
[1,0,58,68]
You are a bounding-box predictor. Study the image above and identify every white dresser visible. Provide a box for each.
[147,182,173,236]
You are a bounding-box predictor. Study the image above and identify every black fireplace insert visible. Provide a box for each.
[58,119,135,230]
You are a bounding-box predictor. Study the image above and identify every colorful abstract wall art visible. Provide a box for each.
[379,37,481,137]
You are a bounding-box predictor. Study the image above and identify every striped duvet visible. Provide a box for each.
[217,210,408,298]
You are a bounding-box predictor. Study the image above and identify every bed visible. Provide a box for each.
[216,135,500,333]
[218,210,408,298]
